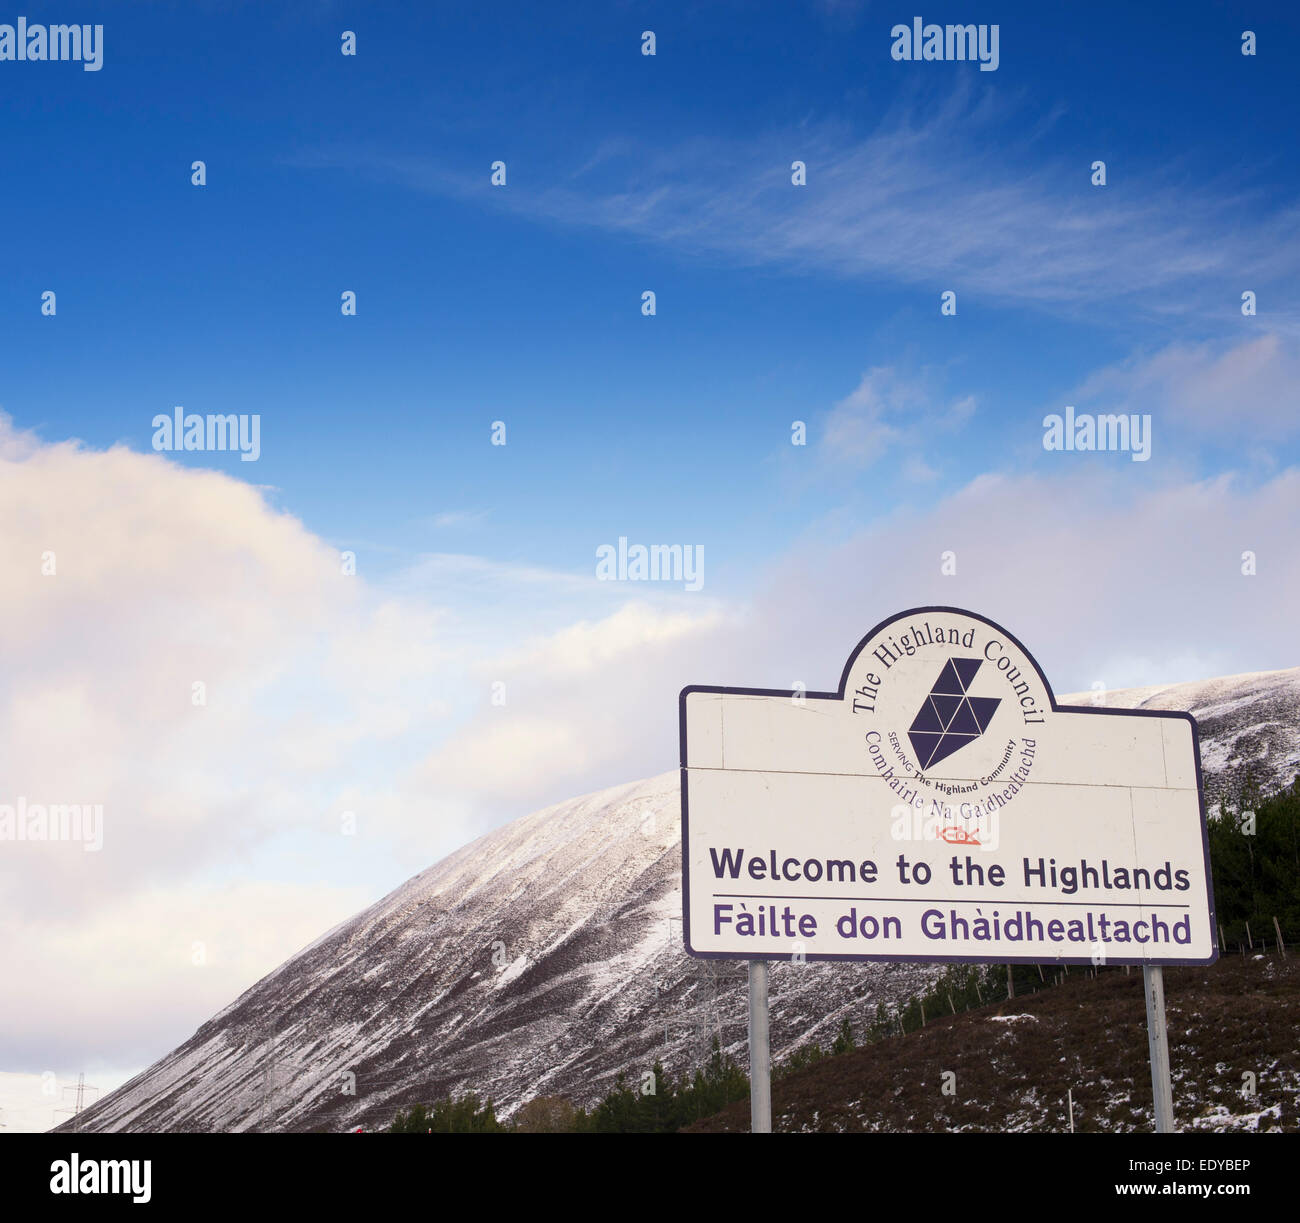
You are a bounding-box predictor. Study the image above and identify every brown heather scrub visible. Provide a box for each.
[685,953,1300,1133]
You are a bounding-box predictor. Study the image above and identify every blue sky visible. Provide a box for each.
[6,0,1299,589]
[3,1,1300,1126]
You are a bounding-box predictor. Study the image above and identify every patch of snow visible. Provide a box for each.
[492,954,529,989]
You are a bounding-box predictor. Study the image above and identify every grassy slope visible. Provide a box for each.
[686,953,1300,1133]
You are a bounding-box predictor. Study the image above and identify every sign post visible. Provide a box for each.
[748,960,771,1133]
[679,606,1217,1134]
[1143,965,1175,1132]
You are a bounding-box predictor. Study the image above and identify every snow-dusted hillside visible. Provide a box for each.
[65,666,1300,1133]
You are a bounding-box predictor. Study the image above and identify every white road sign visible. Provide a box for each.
[680,607,1217,965]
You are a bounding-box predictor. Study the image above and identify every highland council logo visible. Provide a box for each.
[846,611,1051,848]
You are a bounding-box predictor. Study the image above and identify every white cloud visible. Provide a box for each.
[7,879,368,1059]
[491,600,724,678]
[1072,333,1300,441]
[413,466,1300,826]
[0,878,366,1128]
[747,467,1300,696]
[0,415,460,1073]
[0,417,736,1079]
[819,366,976,470]
[412,600,729,807]
[395,551,600,611]
[0,1069,139,1135]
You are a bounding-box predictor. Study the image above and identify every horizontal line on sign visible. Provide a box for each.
[712,893,1191,909]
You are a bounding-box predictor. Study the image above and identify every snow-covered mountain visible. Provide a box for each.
[65,666,1300,1132]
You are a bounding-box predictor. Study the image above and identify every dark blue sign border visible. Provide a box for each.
[679,605,1219,966]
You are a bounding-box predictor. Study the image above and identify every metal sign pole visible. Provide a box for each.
[1142,964,1175,1133]
[748,959,771,1133]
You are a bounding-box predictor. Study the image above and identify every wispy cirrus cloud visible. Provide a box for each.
[427,509,489,529]
[293,90,1300,324]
